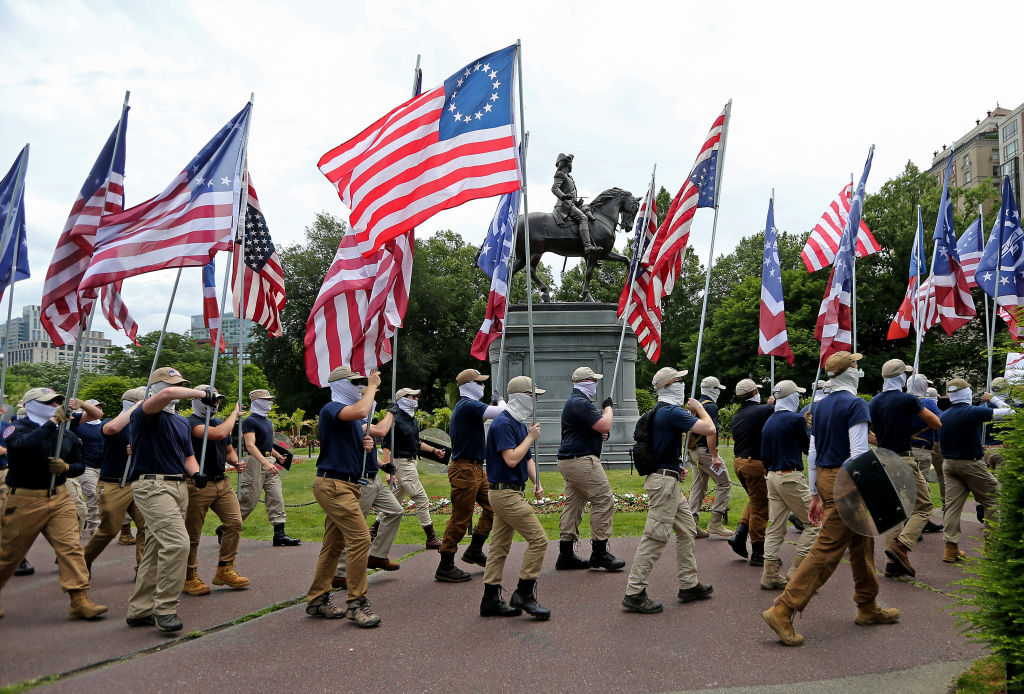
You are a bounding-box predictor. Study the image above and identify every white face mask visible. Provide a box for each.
[908,375,929,397]
[658,381,687,406]
[746,392,761,404]
[506,393,534,422]
[25,400,59,425]
[775,392,800,412]
[700,384,721,402]
[882,375,907,392]
[829,367,861,396]
[460,382,485,400]
[251,399,273,416]
[330,380,364,406]
[192,400,211,418]
[150,381,178,414]
[398,397,418,417]
[574,381,597,399]
[949,388,973,405]
[122,400,137,413]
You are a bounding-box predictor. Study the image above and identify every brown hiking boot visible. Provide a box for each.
[68,590,108,620]
[760,559,789,590]
[944,541,965,563]
[707,511,731,538]
[118,524,136,545]
[212,562,250,590]
[855,603,900,625]
[423,524,442,550]
[762,602,803,646]
[693,514,709,539]
[367,555,400,571]
[884,540,915,577]
[345,596,382,628]
[306,592,346,619]
[183,567,211,596]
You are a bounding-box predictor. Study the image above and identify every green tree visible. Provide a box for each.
[79,376,135,411]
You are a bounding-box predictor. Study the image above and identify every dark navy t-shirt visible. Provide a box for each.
[486,411,531,485]
[128,408,194,477]
[241,414,274,454]
[449,397,488,461]
[382,410,419,458]
[650,404,698,473]
[557,389,603,458]
[99,418,131,479]
[693,398,718,448]
[868,390,923,454]
[731,401,775,459]
[317,402,368,478]
[909,398,941,447]
[187,414,229,476]
[761,411,810,471]
[939,404,993,460]
[71,413,104,468]
[811,391,870,468]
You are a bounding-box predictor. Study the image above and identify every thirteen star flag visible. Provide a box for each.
[471,189,520,360]
[758,198,794,365]
[977,176,1024,338]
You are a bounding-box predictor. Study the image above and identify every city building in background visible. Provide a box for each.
[0,304,113,371]
[188,312,255,363]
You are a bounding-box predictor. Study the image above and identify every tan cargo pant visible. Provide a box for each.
[687,446,730,515]
[886,454,932,551]
[764,470,819,563]
[307,477,370,605]
[128,478,189,618]
[185,478,242,570]
[79,466,101,536]
[0,487,90,592]
[83,481,146,567]
[238,454,286,525]
[556,454,614,542]
[335,476,403,577]
[393,457,432,527]
[734,456,769,541]
[483,488,548,584]
[942,458,1000,545]
[626,471,699,595]
[778,468,879,613]
[912,446,944,509]
[65,477,87,535]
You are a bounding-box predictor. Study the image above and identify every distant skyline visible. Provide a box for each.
[2,0,1022,347]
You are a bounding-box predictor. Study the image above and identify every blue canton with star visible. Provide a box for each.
[439,45,516,142]
[242,202,275,272]
[183,103,251,203]
[761,199,783,300]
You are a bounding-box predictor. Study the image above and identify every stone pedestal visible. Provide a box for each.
[490,303,639,468]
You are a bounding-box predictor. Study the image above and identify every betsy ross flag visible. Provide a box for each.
[801,183,882,272]
[79,103,251,295]
[888,207,938,339]
[930,150,976,335]
[0,145,30,303]
[816,147,872,365]
[471,189,520,360]
[617,178,663,360]
[642,103,730,307]
[957,215,985,288]
[202,259,227,352]
[232,176,285,338]
[319,45,521,257]
[758,198,794,365]
[977,176,1024,340]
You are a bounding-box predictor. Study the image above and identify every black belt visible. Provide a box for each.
[492,482,525,491]
[192,474,227,482]
[138,474,186,482]
[652,468,680,479]
[316,470,361,484]
[453,458,484,466]
[100,476,122,483]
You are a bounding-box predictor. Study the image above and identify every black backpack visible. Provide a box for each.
[630,404,666,476]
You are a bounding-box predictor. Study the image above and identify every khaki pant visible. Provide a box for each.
[0,488,90,593]
[778,468,879,613]
[764,470,819,563]
[65,477,87,535]
[335,477,403,577]
[483,488,547,584]
[307,477,370,605]
[393,457,432,527]
[128,479,189,618]
[238,455,286,525]
[626,472,699,595]
[185,478,242,570]
[734,457,769,541]
[942,458,1000,545]
[79,466,101,536]
[687,447,730,515]
[912,446,945,509]
[83,481,146,567]
[887,454,932,551]
[556,455,614,542]
[440,459,493,553]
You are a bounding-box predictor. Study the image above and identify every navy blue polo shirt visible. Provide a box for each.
[486,411,531,485]
[557,389,603,458]
[187,414,229,476]
[99,418,131,479]
[731,401,775,459]
[693,398,718,448]
[939,404,993,460]
[317,401,368,478]
[909,398,941,447]
[811,391,870,468]
[449,397,488,461]
[761,411,810,471]
[868,390,923,454]
[128,407,194,477]
[241,414,274,454]
[71,413,104,468]
[650,404,698,473]
[382,410,419,458]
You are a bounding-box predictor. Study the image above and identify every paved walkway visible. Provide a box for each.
[0,512,987,693]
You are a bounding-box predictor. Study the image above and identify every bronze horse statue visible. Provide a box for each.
[511,187,639,302]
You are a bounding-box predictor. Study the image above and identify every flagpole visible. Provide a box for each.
[0,144,29,414]
[769,187,776,389]
[235,94,255,463]
[495,132,529,395]
[850,172,858,354]
[912,205,925,374]
[988,212,1004,394]
[609,163,655,400]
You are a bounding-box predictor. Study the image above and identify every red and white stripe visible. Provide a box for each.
[232,179,286,338]
[618,190,664,361]
[801,183,881,272]
[887,276,939,339]
[318,86,520,257]
[101,281,138,345]
[932,260,976,336]
[999,306,1021,341]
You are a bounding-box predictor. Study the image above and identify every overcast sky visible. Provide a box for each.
[1,0,1022,347]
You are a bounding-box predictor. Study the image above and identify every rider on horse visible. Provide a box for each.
[551,153,598,257]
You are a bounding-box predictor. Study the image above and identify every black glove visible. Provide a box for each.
[602,397,614,410]
[200,387,219,407]
[386,403,400,415]
[381,462,397,475]
[192,472,208,489]
[490,392,503,406]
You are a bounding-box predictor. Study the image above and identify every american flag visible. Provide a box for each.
[100,282,138,345]
[642,103,730,306]
[930,150,977,335]
[887,207,937,339]
[800,183,882,273]
[304,230,413,385]
[201,258,226,352]
[758,198,794,365]
[471,189,520,360]
[977,176,1024,339]
[0,145,30,304]
[617,178,663,360]
[957,215,984,288]
[232,176,285,338]
[318,45,521,258]
[816,147,873,365]
[79,103,250,295]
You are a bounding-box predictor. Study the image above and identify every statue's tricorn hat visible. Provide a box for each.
[555,153,573,167]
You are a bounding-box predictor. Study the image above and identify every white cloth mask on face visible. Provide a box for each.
[398,397,418,417]
[506,393,534,422]
[330,380,364,406]
[574,381,597,399]
[460,382,485,401]
[192,400,211,418]
[251,399,273,417]
[747,392,761,404]
[700,384,721,402]
[149,381,179,414]
[122,400,136,413]
[883,375,907,392]
[658,381,687,407]
[829,367,861,396]
[25,400,59,425]
[775,392,800,412]
[949,388,973,406]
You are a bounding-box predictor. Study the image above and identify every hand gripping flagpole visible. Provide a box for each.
[494,133,529,396]
[0,144,29,426]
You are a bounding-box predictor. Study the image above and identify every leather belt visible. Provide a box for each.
[492,482,525,491]
[9,486,65,497]
[100,476,122,483]
[316,470,361,484]
[652,468,680,479]
[191,474,227,483]
[453,458,484,466]
[138,474,186,482]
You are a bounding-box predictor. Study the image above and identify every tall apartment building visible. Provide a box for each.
[189,312,255,363]
[925,107,1010,216]
[998,103,1023,201]
[0,305,113,371]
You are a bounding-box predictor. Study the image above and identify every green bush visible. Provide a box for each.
[636,388,656,413]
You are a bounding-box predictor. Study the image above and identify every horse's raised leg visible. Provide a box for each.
[530,256,551,302]
[582,257,597,302]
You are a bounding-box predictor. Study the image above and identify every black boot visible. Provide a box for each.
[435,551,471,583]
[923,519,943,533]
[14,558,34,576]
[727,522,749,558]
[480,583,521,617]
[589,539,625,571]
[748,541,765,567]
[273,523,301,546]
[510,578,550,620]
[788,513,805,532]
[461,533,488,567]
[555,540,589,570]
